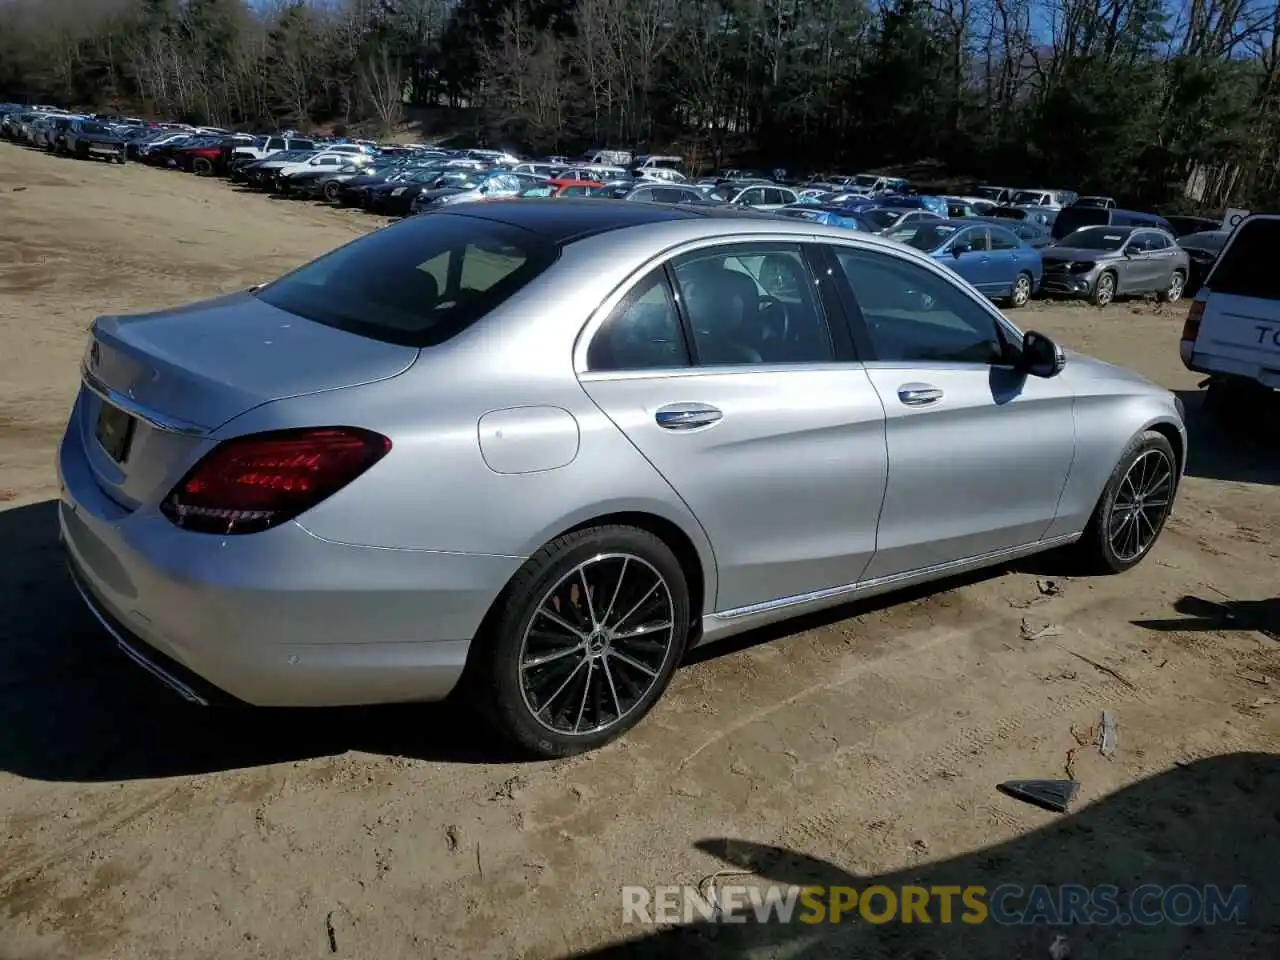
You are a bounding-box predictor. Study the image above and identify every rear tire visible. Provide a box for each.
[1074,430,1178,574]
[192,157,213,176]
[469,525,691,758]
[1159,270,1185,303]
[1090,271,1116,307]
[323,180,342,202]
[1008,272,1033,308]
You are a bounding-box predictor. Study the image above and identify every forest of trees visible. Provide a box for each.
[1,0,1278,211]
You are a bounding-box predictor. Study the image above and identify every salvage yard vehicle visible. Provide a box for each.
[1177,229,1229,293]
[886,218,1042,307]
[1040,225,1190,306]
[287,161,375,201]
[1181,213,1279,420]
[63,119,127,164]
[60,200,1186,758]
[613,181,710,205]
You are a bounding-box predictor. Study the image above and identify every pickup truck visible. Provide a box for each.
[228,135,318,168]
[64,119,127,163]
[1181,213,1280,421]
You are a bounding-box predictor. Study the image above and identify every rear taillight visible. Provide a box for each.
[1181,299,1205,343]
[161,427,390,535]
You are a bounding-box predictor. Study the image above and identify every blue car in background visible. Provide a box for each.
[874,193,950,218]
[773,204,876,231]
[886,218,1042,307]
[962,215,1054,249]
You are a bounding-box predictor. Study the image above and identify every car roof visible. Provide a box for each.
[964,216,1042,229]
[445,198,897,246]
[1071,224,1136,236]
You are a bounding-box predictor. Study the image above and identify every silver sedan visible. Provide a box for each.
[59,201,1187,757]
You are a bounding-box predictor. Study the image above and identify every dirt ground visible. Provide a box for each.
[1,144,1277,960]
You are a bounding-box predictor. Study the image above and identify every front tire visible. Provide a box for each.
[323,180,342,202]
[1075,430,1178,574]
[1091,271,1116,307]
[471,525,690,758]
[1009,272,1033,308]
[192,157,213,176]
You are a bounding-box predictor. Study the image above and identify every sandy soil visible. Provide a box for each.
[1,144,1277,960]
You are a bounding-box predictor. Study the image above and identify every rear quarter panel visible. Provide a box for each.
[205,261,721,607]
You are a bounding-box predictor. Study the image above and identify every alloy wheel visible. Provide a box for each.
[1012,275,1031,306]
[518,553,676,736]
[1167,273,1184,302]
[1108,448,1174,562]
[1095,274,1114,306]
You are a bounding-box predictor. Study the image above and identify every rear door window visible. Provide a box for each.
[256,214,557,347]
[989,227,1019,250]
[587,270,690,371]
[1207,218,1280,299]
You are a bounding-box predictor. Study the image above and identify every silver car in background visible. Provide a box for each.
[59,201,1187,758]
[1040,225,1191,306]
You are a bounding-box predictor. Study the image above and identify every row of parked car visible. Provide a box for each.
[0,105,1235,311]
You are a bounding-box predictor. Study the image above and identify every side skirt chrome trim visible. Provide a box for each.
[68,569,210,706]
[707,533,1083,623]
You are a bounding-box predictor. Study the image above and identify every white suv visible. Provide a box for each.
[1181,213,1279,418]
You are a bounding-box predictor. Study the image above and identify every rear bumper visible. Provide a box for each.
[1181,349,1280,388]
[58,416,522,708]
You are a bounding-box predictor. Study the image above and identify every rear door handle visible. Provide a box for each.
[898,384,943,406]
[655,403,723,430]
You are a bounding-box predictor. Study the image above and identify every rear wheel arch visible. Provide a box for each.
[559,511,708,633]
[470,508,713,665]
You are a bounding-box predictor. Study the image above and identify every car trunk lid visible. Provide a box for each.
[79,290,417,510]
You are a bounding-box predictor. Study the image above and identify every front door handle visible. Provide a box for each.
[898,384,943,406]
[656,403,723,430]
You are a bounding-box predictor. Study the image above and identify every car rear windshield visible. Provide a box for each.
[1206,218,1280,299]
[255,213,557,347]
[79,122,112,135]
[890,222,958,250]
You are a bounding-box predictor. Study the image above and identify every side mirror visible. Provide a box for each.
[1019,330,1066,378]
[951,242,971,257]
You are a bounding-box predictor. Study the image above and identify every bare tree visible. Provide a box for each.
[360,47,407,136]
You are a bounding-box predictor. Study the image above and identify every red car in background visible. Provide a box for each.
[516,178,604,199]
[549,178,604,196]
[171,142,222,174]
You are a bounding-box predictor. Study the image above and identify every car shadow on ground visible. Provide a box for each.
[559,752,1279,959]
[0,499,513,783]
[1176,387,1280,486]
[1133,595,1280,644]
